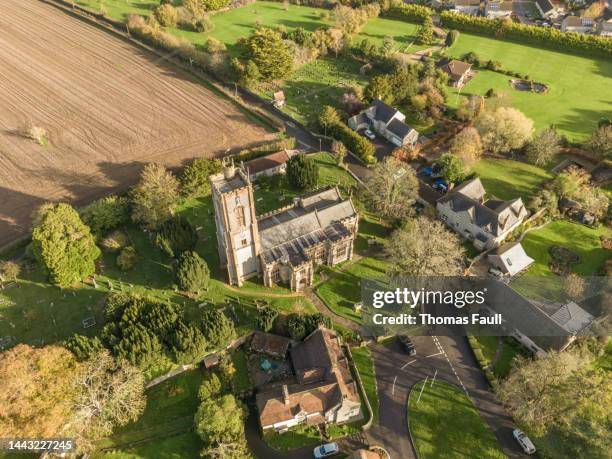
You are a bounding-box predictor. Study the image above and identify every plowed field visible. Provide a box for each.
[0,0,269,247]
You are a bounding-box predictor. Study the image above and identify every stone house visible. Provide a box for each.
[436,178,528,250]
[561,15,595,33]
[348,99,419,148]
[243,149,297,181]
[439,59,472,88]
[256,327,362,431]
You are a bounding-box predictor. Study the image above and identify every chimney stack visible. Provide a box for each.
[282,384,290,405]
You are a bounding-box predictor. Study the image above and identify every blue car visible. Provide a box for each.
[433,178,448,192]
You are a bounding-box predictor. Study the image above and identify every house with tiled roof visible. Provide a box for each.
[439,59,473,88]
[561,15,595,32]
[348,99,419,148]
[436,178,528,250]
[211,161,358,290]
[452,0,481,15]
[256,326,362,431]
[243,149,297,181]
[485,0,514,18]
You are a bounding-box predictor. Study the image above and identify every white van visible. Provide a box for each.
[513,429,536,455]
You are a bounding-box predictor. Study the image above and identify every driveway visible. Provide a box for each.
[367,336,528,459]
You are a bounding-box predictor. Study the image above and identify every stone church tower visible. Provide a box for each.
[210,159,261,286]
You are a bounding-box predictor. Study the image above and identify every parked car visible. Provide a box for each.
[488,267,503,278]
[513,429,536,455]
[313,442,339,458]
[398,335,416,355]
[433,178,448,193]
[363,129,376,140]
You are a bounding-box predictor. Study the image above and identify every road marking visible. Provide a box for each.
[432,336,469,397]
[424,351,443,358]
[401,359,417,369]
[416,376,429,403]
[392,375,398,396]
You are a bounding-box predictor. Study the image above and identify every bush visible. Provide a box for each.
[175,250,210,294]
[170,320,208,364]
[181,158,222,197]
[287,313,331,340]
[141,301,182,339]
[64,334,105,361]
[204,37,226,54]
[117,246,138,271]
[100,229,130,252]
[104,292,138,321]
[155,216,198,258]
[255,306,278,332]
[286,153,319,190]
[155,4,178,27]
[81,196,130,236]
[318,106,376,163]
[383,3,432,22]
[201,0,231,11]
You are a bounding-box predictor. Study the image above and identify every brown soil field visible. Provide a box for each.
[0,0,271,248]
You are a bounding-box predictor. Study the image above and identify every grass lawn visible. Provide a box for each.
[230,348,252,393]
[357,17,430,53]
[263,424,321,451]
[259,56,370,126]
[472,158,553,201]
[472,335,498,366]
[445,34,612,142]
[95,431,202,459]
[492,338,526,379]
[75,0,153,21]
[519,220,610,277]
[408,380,505,459]
[96,369,204,451]
[316,256,390,323]
[351,345,379,422]
[253,152,357,214]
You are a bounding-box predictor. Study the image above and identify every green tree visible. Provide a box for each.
[585,125,612,160]
[113,323,164,367]
[287,314,308,340]
[529,189,559,217]
[32,203,101,287]
[525,126,561,166]
[194,394,249,458]
[445,29,459,47]
[80,196,129,236]
[449,126,482,165]
[155,216,198,258]
[435,153,468,184]
[141,301,182,339]
[154,4,178,27]
[238,59,262,87]
[0,260,21,282]
[200,309,236,349]
[198,372,223,400]
[64,334,105,361]
[181,158,222,197]
[475,107,534,154]
[364,74,394,104]
[131,163,179,230]
[200,0,231,11]
[286,153,319,190]
[384,217,466,276]
[255,306,278,332]
[318,105,342,132]
[362,156,419,220]
[175,250,210,294]
[242,28,293,81]
[170,320,208,364]
[116,246,138,271]
[416,16,434,45]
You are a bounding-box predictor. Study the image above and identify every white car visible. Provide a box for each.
[513,429,536,455]
[363,129,376,140]
[313,442,339,458]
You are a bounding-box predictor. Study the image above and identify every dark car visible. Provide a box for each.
[398,335,416,355]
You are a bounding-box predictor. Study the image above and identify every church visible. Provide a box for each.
[210,159,358,291]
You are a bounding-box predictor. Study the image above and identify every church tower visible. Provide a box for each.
[210,159,261,286]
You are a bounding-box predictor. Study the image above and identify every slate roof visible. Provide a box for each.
[488,241,534,276]
[371,99,398,124]
[257,187,356,266]
[535,0,553,13]
[438,178,526,237]
[388,118,413,139]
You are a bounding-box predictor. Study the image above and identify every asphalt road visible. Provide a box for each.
[367,336,528,459]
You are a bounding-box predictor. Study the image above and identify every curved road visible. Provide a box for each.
[367,335,528,459]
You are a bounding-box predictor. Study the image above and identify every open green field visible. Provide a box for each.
[358,17,429,52]
[95,369,204,455]
[446,34,612,142]
[408,380,505,459]
[472,158,553,201]
[519,220,610,277]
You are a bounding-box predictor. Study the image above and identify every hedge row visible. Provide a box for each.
[328,121,376,164]
[440,11,612,58]
[383,3,432,22]
[467,335,498,387]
